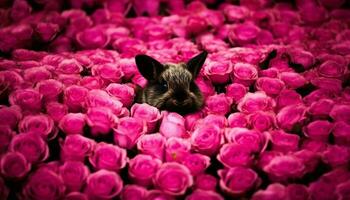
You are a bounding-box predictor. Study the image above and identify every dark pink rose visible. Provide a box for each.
[252,183,286,200]
[255,77,285,96]
[84,169,123,200]
[160,111,187,138]
[336,180,350,200]
[307,98,334,118]
[181,153,210,176]
[232,62,258,86]
[10,0,32,22]
[112,37,147,57]
[114,117,147,149]
[36,79,63,102]
[131,74,148,88]
[131,103,161,133]
[9,132,48,164]
[285,184,309,200]
[65,192,88,200]
[333,121,350,146]
[303,89,334,106]
[222,4,249,23]
[227,112,248,128]
[19,114,57,140]
[303,120,333,142]
[218,167,260,196]
[191,124,223,156]
[205,93,232,115]
[0,105,22,129]
[64,85,88,112]
[89,142,127,172]
[203,61,232,84]
[165,137,191,162]
[0,70,23,91]
[86,89,126,117]
[0,125,15,154]
[86,107,117,136]
[128,154,162,187]
[276,104,307,131]
[309,179,337,200]
[80,76,103,90]
[91,63,123,83]
[133,0,159,16]
[184,111,203,131]
[225,83,248,103]
[256,30,274,45]
[106,83,135,107]
[318,60,346,78]
[301,139,328,153]
[9,88,42,114]
[137,133,166,160]
[142,24,171,41]
[23,66,52,85]
[288,49,315,69]
[229,23,260,45]
[186,190,224,200]
[217,143,254,168]
[60,134,95,162]
[237,92,274,113]
[248,111,275,131]
[0,177,9,200]
[226,127,269,153]
[22,169,65,200]
[145,190,175,200]
[153,162,193,196]
[269,130,300,152]
[45,102,68,123]
[0,151,30,179]
[76,28,110,49]
[57,59,83,74]
[311,77,342,94]
[276,89,303,110]
[186,15,208,35]
[194,174,217,191]
[37,161,61,174]
[195,75,216,99]
[59,161,89,192]
[293,149,320,174]
[59,113,86,135]
[120,185,148,200]
[322,145,350,168]
[35,22,59,42]
[330,104,350,124]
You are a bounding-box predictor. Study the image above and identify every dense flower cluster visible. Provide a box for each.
[0,0,350,199]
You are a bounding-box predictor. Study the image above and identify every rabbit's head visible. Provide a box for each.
[135,51,208,115]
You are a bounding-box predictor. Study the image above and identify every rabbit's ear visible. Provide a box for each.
[186,51,208,78]
[135,54,164,80]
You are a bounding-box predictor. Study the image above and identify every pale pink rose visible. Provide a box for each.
[248,111,275,131]
[76,28,110,49]
[89,142,127,172]
[227,112,248,128]
[19,114,57,140]
[191,124,223,156]
[106,83,135,107]
[184,111,203,131]
[131,103,162,133]
[229,23,260,45]
[0,105,22,129]
[269,130,300,153]
[218,167,260,196]
[186,190,224,200]
[23,66,51,85]
[309,179,337,200]
[307,98,334,118]
[153,162,193,196]
[181,153,210,176]
[330,104,350,124]
[226,127,269,153]
[128,154,162,187]
[255,77,285,96]
[64,85,88,112]
[225,83,248,103]
[57,59,83,74]
[137,133,166,160]
[232,62,258,86]
[36,79,63,102]
[65,192,88,200]
[60,134,95,162]
[0,151,31,179]
[22,169,65,200]
[59,113,86,135]
[45,102,68,123]
[237,92,274,113]
[160,111,187,138]
[165,137,191,162]
[9,88,42,114]
[145,190,175,200]
[217,143,255,168]
[303,120,333,142]
[203,61,232,84]
[276,104,307,131]
[91,63,123,83]
[252,183,286,200]
[333,121,350,146]
[9,132,49,164]
[0,177,8,200]
[0,126,15,154]
[114,117,147,149]
[322,145,350,168]
[276,89,303,110]
[120,185,148,200]
[59,161,90,192]
[205,93,232,115]
[194,174,217,191]
[84,169,123,200]
[86,107,117,136]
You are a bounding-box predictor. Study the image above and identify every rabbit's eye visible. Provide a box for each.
[159,80,168,91]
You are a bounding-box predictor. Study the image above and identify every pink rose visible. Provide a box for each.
[299,5,327,25]
[65,192,88,200]
[23,66,52,84]
[218,167,260,196]
[10,0,32,22]
[255,77,285,96]
[165,137,191,162]
[0,105,21,130]
[106,83,135,107]
[186,15,208,35]
[64,85,88,112]
[160,111,187,138]
[112,38,147,57]
[276,89,303,110]
[184,111,203,131]
[59,113,86,135]
[227,112,248,128]
[60,134,95,162]
[311,77,342,94]
[58,74,81,87]
[181,153,210,176]
[229,23,260,45]
[222,4,249,23]
[217,143,254,168]
[0,151,30,179]
[308,98,334,118]
[322,145,350,168]
[89,142,127,171]
[45,102,68,123]
[225,127,268,153]
[86,107,117,136]
[336,180,350,200]
[120,185,148,200]
[293,150,320,174]
[194,174,217,191]
[285,184,310,200]
[84,169,123,200]
[256,30,274,45]
[59,161,90,192]
[9,88,42,114]
[131,103,162,133]
[318,60,346,78]
[114,117,147,149]
[252,183,286,200]
[35,22,59,42]
[237,92,274,113]
[186,190,224,200]
[232,62,258,86]
[203,61,232,84]
[191,124,223,156]
[195,75,216,99]
[0,126,15,154]
[205,93,232,115]
[303,89,334,106]
[288,49,315,70]
[276,104,307,131]
[301,139,328,153]
[195,114,227,129]
[19,114,57,140]
[118,58,138,80]
[76,28,110,49]
[22,169,65,200]
[142,24,171,41]
[333,121,350,146]
[146,190,175,200]
[91,63,123,83]
[0,70,24,91]
[153,162,193,196]
[9,132,49,164]
[259,68,279,78]
[80,76,103,90]
[128,154,162,187]
[303,120,333,142]
[137,133,166,160]
[309,179,337,200]
[248,111,275,131]
[0,177,9,200]
[269,130,300,152]
[225,83,248,103]
[36,79,63,102]
[330,104,350,124]
[57,59,83,74]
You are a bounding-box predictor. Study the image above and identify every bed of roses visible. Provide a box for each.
[0,0,350,199]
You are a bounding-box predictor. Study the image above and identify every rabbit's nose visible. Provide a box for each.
[174,91,188,102]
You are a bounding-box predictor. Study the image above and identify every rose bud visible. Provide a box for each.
[227,112,248,128]
[251,183,286,200]
[229,23,260,45]
[276,89,303,110]
[59,113,86,135]
[336,180,350,200]
[9,132,48,164]
[120,185,148,200]
[146,190,175,200]
[225,83,248,103]
[232,62,258,87]
[285,184,309,200]
[85,90,126,117]
[89,142,127,172]
[330,104,350,124]
[194,174,217,191]
[248,111,275,132]
[217,143,254,168]
[84,169,123,200]
[191,124,223,156]
[322,145,350,168]
[35,22,59,42]
[308,98,334,118]
[269,130,300,153]
[186,190,224,200]
[59,161,89,192]
[153,162,193,196]
[137,133,166,160]
[131,103,161,133]
[128,154,162,187]
[181,153,210,176]
[255,77,285,97]
[65,192,88,200]
[218,167,260,196]
[76,28,110,49]
[23,66,52,85]
[303,120,333,142]
[9,88,42,114]
[22,169,65,200]
[106,83,135,107]
[160,111,187,138]
[0,152,30,179]
[165,137,191,162]
[203,61,232,84]
[205,93,233,115]
[237,92,274,113]
[309,179,337,200]
[276,104,307,131]
[86,107,117,136]
[0,125,15,154]
[36,79,63,102]
[64,85,88,112]
[195,75,216,99]
[0,177,8,200]
[91,63,124,84]
[184,111,203,131]
[60,134,95,162]
[45,102,68,123]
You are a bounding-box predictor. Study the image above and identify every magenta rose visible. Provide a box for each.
[195,114,227,130]
[118,58,138,80]
[248,111,275,131]
[269,130,300,152]
[229,23,260,45]
[9,88,42,114]
[59,161,90,192]
[128,154,162,187]
[255,77,285,96]
[186,190,224,200]
[160,111,187,138]
[333,121,350,146]
[86,107,117,136]
[112,37,147,57]
[153,162,193,196]
[0,70,24,91]
[330,104,350,124]
[35,22,59,42]
[237,92,274,113]
[120,185,148,200]
[276,89,303,110]
[318,60,346,78]
[0,125,15,154]
[225,127,268,153]
[336,180,350,200]
[203,61,232,84]
[19,114,57,140]
[223,4,249,22]
[165,137,191,162]
[308,98,334,118]
[225,83,248,103]
[288,49,315,70]
[0,151,31,179]
[251,183,286,200]
[22,169,65,200]
[57,59,83,74]
[181,153,210,176]
[303,120,333,142]
[145,190,175,200]
[91,63,123,83]
[191,124,223,156]
[84,169,123,200]
[80,76,103,90]
[308,179,337,200]
[60,134,95,162]
[10,0,32,22]
[194,174,217,191]
[64,85,88,112]
[9,132,49,164]
[45,102,68,123]
[23,66,52,85]
[114,117,147,149]
[322,145,350,168]
[106,83,135,107]
[184,111,203,131]
[205,93,232,115]
[76,28,110,49]
[227,112,248,128]
[131,103,161,133]
[276,104,307,131]
[36,79,63,102]
[301,139,328,153]
[89,142,127,172]
[293,149,320,174]
[142,24,171,41]
[65,192,88,200]
[218,167,260,196]
[137,133,166,160]
[59,113,86,135]
[285,184,310,200]
[186,15,208,35]
[217,143,254,168]
[232,62,258,86]
[195,75,216,99]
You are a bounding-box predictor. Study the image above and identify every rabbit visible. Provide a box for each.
[135,51,208,115]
